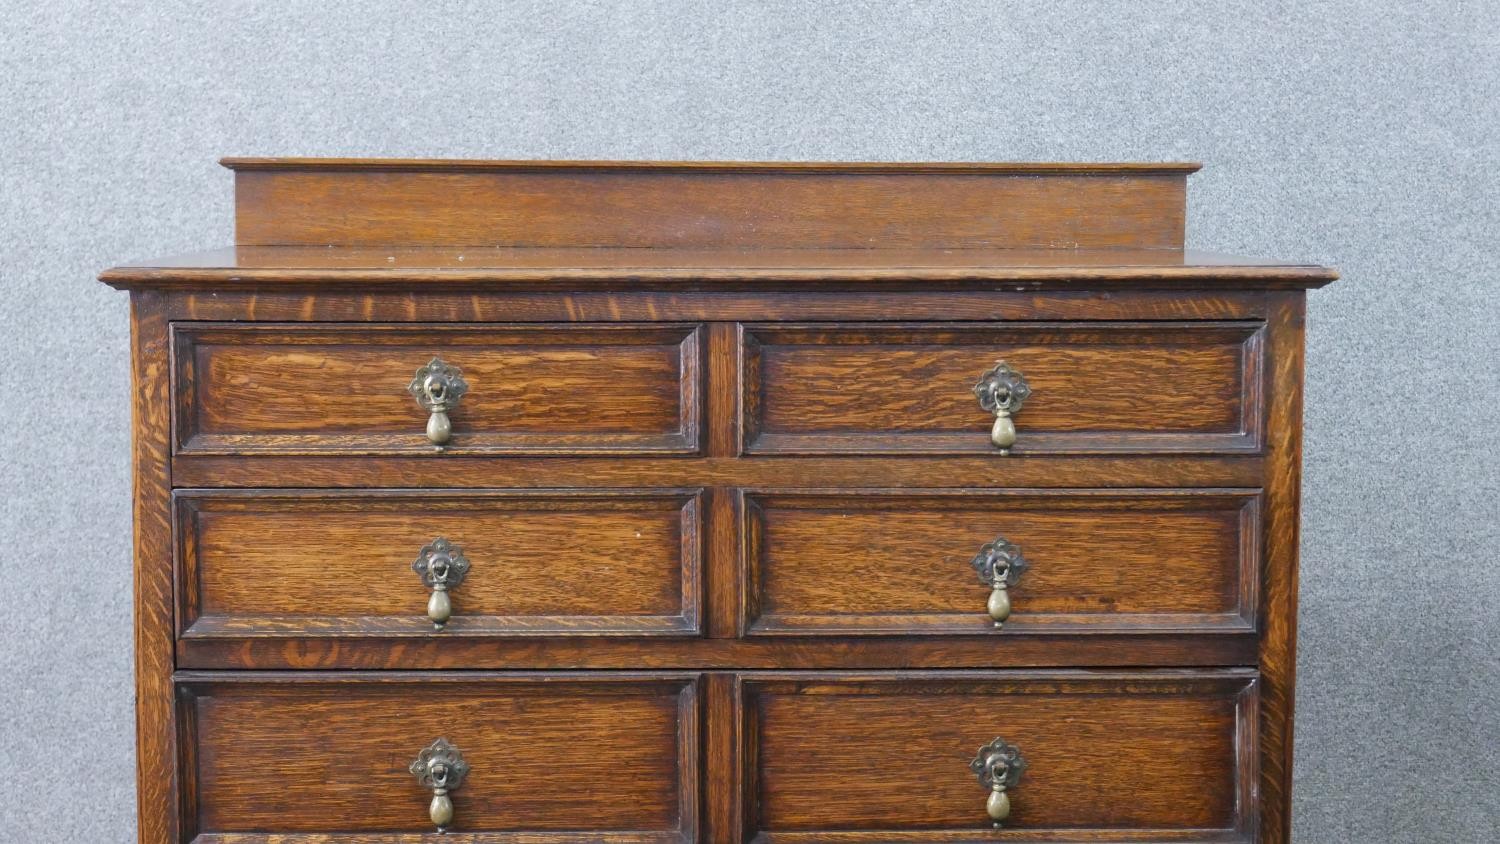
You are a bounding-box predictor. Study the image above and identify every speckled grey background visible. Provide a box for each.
[2,1,1496,841]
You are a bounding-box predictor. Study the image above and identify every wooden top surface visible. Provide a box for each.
[220,157,1203,174]
[100,246,1337,288]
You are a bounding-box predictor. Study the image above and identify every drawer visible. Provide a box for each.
[737,670,1257,842]
[171,322,703,455]
[175,489,702,639]
[741,322,1263,455]
[740,489,1258,636]
[175,673,699,842]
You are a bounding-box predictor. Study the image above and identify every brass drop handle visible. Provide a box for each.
[408,357,469,447]
[973,361,1030,455]
[970,737,1026,828]
[410,738,470,833]
[412,538,470,631]
[970,536,1027,628]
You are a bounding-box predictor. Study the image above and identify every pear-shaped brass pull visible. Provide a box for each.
[410,738,469,833]
[973,361,1030,455]
[970,537,1027,629]
[412,538,470,631]
[970,737,1026,828]
[408,357,469,447]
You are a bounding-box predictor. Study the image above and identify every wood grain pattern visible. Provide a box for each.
[169,454,1265,492]
[224,161,1192,250]
[97,247,1337,291]
[176,633,1258,672]
[176,673,699,841]
[1256,292,1308,844]
[158,288,1273,324]
[705,488,742,641]
[131,291,180,844]
[738,671,1256,842]
[187,836,691,843]
[175,490,702,639]
[745,831,1250,843]
[102,266,1337,291]
[101,159,1333,843]
[221,158,1201,172]
[741,489,1259,636]
[742,323,1264,455]
[705,674,742,844]
[171,323,702,455]
[123,244,1306,271]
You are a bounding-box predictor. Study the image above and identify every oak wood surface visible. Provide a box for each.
[171,323,701,455]
[118,245,1304,271]
[175,490,702,639]
[1255,293,1307,844]
[187,835,691,843]
[104,266,1335,291]
[737,671,1256,841]
[223,161,1192,250]
[99,244,1332,283]
[747,832,1250,842]
[161,288,1273,324]
[169,455,1266,491]
[131,292,181,843]
[743,322,1263,455]
[101,159,1331,844]
[220,158,1203,172]
[99,247,1337,291]
[176,633,1258,672]
[176,673,699,841]
[741,489,1258,636]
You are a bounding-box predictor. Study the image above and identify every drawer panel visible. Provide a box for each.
[176,673,699,842]
[738,671,1256,842]
[741,489,1258,636]
[172,323,702,455]
[742,322,1263,455]
[175,489,702,638]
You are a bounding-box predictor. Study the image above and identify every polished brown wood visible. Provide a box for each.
[736,670,1257,842]
[175,672,699,841]
[1256,293,1308,842]
[99,247,1336,290]
[222,160,1195,250]
[742,322,1263,455]
[171,323,702,456]
[131,291,180,843]
[104,159,1332,844]
[157,287,1273,328]
[740,489,1259,636]
[174,633,1259,671]
[175,489,702,639]
[169,454,1266,491]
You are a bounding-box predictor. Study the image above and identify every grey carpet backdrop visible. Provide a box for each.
[3,1,1496,841]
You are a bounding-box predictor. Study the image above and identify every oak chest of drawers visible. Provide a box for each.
[103,158,1335,843]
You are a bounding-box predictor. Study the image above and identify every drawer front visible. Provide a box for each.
[738,671,1256,842]
[742,322,1263,455]
[742,489,1258,636]
[175,490,702,638]
[177,673,699,842]
[172,323,702,455]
